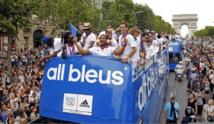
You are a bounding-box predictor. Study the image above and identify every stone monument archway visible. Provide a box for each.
[172,14,198,38]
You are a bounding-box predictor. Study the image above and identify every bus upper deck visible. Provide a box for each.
[39,48,169,124]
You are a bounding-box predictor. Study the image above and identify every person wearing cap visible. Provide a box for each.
[80,22,96,49]
[165,95,180,124]
[117,22,137,65]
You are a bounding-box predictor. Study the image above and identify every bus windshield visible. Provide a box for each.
[169,52,182,64]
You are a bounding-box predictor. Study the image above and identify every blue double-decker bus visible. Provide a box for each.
[168,39,183,71]
[38,49,169,124]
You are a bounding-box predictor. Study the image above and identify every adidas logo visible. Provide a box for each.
[80,100,90,108]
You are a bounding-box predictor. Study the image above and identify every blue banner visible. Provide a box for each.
[40,56,133,123]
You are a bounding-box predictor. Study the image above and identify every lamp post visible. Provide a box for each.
[133,11,144,29]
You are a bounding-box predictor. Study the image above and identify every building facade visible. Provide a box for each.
[16,15,59,49]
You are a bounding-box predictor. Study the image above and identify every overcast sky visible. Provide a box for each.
[133,0,214,30]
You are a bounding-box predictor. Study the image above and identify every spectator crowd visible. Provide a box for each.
[181,41,214,123]
[0,21,176,124]
[0,47,44,124]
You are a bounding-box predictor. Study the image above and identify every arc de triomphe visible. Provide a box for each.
[172,14,198,38]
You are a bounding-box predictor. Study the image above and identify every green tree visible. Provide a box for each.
[194,26,214,38]
[152,15,175,33]
[0,0,39,76]
[0,0,38,34]
[101,0,136,29]
[35,0,175,33]
[133,4,153,31]
[36,0,101,30]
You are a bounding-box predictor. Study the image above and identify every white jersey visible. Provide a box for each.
[144,44,156,59]
[57,43,80,57]
[49,38,63,56]
[81,33,96,49]
[118,34,138,64]
[134,36,141,62]
[98,31,118,48]
[153,38,163,52]
[89,46,115,56]
[107,39,118,48]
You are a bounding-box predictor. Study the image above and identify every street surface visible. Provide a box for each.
[160,72,188,124]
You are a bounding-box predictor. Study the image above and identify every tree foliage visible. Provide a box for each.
[0,0,175,34]
[36,0,175,33]
[194,26,214,38]
[101,0,136,29]
[36,0,101,30]
[101,1,175,33]
[0,0,38,34]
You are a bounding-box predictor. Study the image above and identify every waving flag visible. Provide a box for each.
[69,23,78,37]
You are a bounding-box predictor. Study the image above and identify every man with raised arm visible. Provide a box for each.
[117,22,137,65]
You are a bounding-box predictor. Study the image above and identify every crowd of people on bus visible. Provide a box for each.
[0,22,171,123]
[41,22,170,68]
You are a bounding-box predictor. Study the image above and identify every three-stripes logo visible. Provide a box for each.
[80,100,90,108]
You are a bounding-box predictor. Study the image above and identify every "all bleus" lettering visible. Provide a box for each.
[47,64,65,80]
[46,64,124,86]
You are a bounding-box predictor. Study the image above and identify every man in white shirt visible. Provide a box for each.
[153,34,164,52]
[144,35,156,59]
[40,36,62,61]
[42,36,62,55]
[117,22,137,64]
[98,30,117,48]
[80,22,96,49]
[129,26,142,66]
[58,32,79,57]
[107,25,118,41]
[106,29,118,48]
[75,34,124,57]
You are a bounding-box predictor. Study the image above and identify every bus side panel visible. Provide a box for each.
[141,49,169,124]
[132,71,147,123]
[40,56,133,123]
